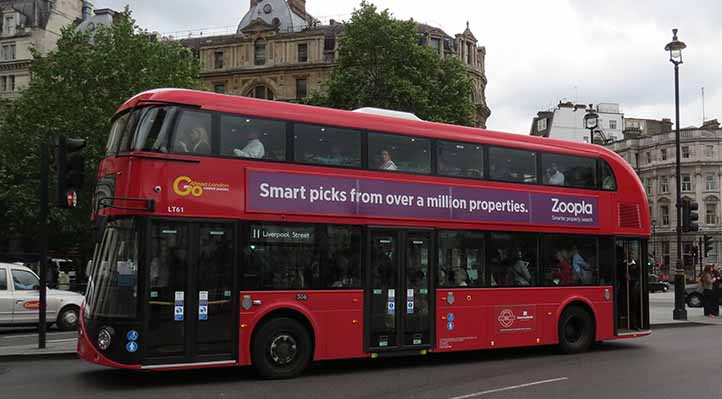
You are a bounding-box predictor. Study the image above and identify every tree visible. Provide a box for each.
[0,10,202,256]
[309,1,476,126]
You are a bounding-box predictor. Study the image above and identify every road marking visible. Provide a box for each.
[46,338,77,343]
[448,377,569,399]
[2,333,76,339]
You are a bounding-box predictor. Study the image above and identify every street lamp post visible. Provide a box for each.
[665,28,687,320]
[652,219,657,268]
[584,104,599,144]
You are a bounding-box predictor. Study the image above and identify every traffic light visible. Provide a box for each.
[54,136,86,208]
[681,198,699,232]
[704,234,714,257]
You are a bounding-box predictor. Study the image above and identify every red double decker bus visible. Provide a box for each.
[78,89,650,378]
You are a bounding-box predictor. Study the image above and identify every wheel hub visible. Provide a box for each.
[269,334,297,365]
[64,310,78,325]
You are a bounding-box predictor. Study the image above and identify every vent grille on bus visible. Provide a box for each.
[619,203,641,229]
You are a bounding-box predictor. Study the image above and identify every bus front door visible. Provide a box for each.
[367,230,433,352]
[616,239,648,332]
[144,221,236,366]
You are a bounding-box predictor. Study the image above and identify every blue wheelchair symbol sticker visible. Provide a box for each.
[126,330,139,341]
[447,313,455,322]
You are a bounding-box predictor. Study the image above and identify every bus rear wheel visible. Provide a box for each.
[558,306,594,354]
[252,317,312,379]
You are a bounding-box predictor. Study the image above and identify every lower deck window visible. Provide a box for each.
[243,224,362,290]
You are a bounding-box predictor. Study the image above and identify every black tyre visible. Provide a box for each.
[686,293,703,308]
[252,317,312,379]
[57,306,79,331]
[558,306,594,354]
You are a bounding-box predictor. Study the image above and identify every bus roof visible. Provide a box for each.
[115,89,623,161]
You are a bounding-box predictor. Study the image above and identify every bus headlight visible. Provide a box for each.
[97,327,113,351]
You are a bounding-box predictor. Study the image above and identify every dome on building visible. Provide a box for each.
[237,0,308,34]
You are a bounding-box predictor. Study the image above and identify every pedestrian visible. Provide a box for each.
[699,265,716,317]
[711,264,721,317]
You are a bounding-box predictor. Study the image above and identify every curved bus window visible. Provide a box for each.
[438,231,484,287]
[221,114,286,161]
[437,140,483,178]
[541,153,596,189]
[368,132,431,174]
[601,161,617,190]
[294,123,361,168]
[541,235,597,286]
[488,147,537,184]
[133,106,177,152]
[170,110,213,155]
[105,112,130,156]
[487,232,537,287]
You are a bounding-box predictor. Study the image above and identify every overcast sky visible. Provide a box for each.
[96,0,722,134]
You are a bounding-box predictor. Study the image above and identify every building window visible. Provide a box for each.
[705,145,714,158]
[661,148,667,161]
[214,50,224,69]
[661,204,670,226]
[706,174,718,191]
[706,202,718,225]
[246,85,274,100]
[660,176,669,193]
[536,118,547,131]
[0,76,5,92]
[1,43,15,60]
[682,146,690,159]
[297,43,308,62]
[254,39,266,65]
[4,15,15,35]
[213,83,225,94]
[609,120,617,130]
[644,178,652,195]
[645,152,651,164]
[430,38,441,54]
[682,174,692,192]
[295,78,307,99]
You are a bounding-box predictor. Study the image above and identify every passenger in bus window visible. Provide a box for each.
[546,162,565,185]
[552,250,573,285]
[233,131,265,159]
[178,126,210,154]
[511,250,532,286]
[378,150,398,170]
[571,246,591,284]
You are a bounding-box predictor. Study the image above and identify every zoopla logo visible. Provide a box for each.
[551,198,594,216]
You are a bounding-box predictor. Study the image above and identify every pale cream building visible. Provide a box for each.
[0,0,85,100]
[181,0,491,127]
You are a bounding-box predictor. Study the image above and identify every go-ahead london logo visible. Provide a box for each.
[173,176,230,197]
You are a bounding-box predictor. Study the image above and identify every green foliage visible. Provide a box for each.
[309,1,476,126]
[0,10,202,255]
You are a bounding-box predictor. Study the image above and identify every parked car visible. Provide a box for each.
[648,274,670,292]
[685,283,722,308]
[0,262,84,330]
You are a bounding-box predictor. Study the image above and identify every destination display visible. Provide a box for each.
[246,170,599,227]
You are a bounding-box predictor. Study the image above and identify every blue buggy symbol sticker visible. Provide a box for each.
[126,341,138,353]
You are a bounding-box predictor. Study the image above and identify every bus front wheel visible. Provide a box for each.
[558,306,594,354]
[252,317,312,379]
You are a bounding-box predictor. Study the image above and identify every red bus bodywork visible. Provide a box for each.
[79,89,650,371]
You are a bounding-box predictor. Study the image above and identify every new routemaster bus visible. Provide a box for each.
[78,89,650,378]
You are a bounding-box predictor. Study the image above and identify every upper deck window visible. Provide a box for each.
[170,110,213,155]
[294,123,361,168]
[488,146,537,184]
[368,132,431,174]
[601,161,617,191]
[221,114,286,161]
[437,140,483,178]
[133,106,176,152]
[105,112,131,156]
[541,153,596,189]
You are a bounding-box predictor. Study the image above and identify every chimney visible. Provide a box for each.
[82,1,94,21]
[288,0,306,17]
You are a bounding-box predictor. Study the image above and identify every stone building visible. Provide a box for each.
[0,0,83,100]
[180,0,491,127]
[606,118,722,276]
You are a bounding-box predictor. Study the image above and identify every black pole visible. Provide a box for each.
[699,236,704,276]
[39,142,49,348]
[673,61,687,320]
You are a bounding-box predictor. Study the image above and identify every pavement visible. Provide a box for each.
[0,291,718,360]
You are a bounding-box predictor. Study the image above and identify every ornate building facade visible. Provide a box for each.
[606,119,722,276]
[181,0,491,127]
[0,0,83,100]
